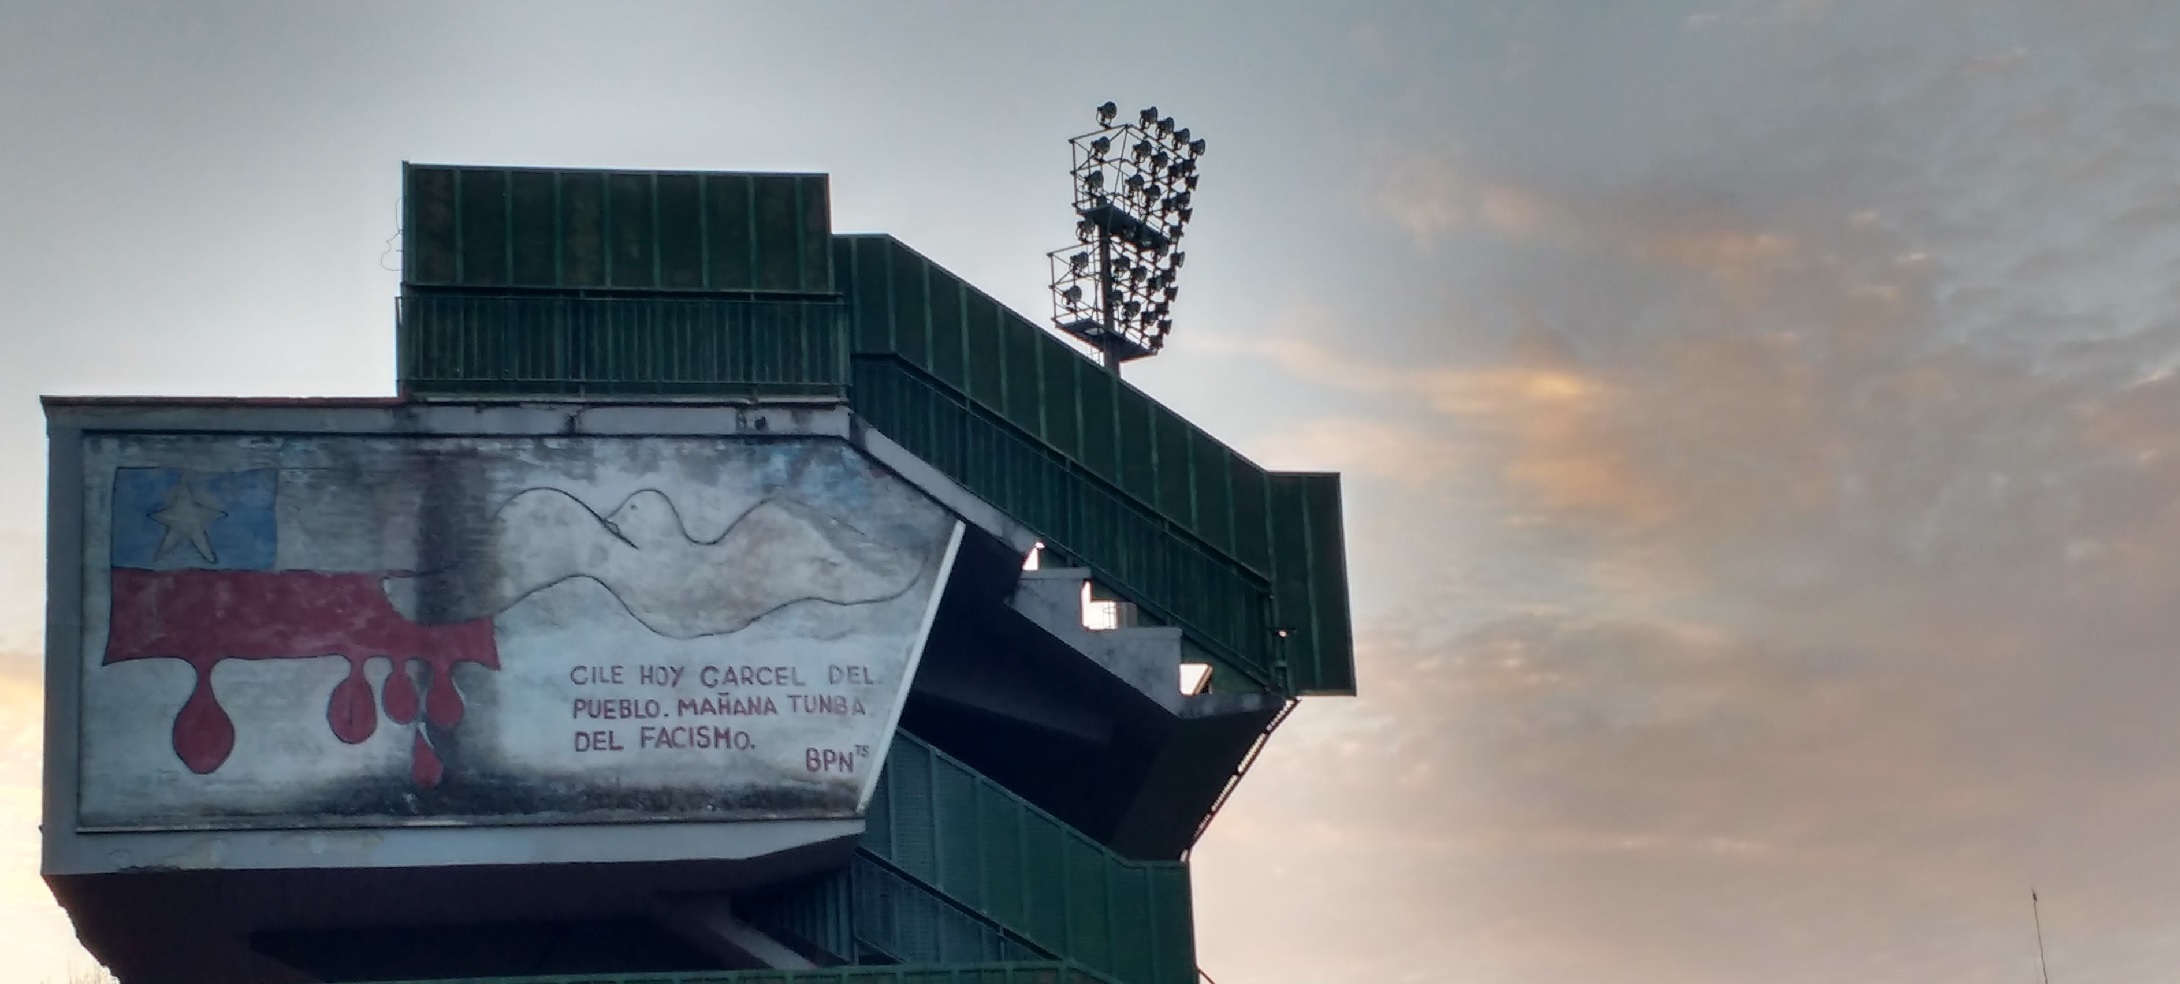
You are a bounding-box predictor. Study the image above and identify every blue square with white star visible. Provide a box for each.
[110,468,277,571]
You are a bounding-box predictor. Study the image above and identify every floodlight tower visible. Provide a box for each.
[1049,102,1207,374]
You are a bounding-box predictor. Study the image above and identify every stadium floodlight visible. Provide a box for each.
[1048,100,1208,373]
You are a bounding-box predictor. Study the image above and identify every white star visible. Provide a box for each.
[150,476,225,564]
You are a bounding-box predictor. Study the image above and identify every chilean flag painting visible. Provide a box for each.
[103,467,498,788]
[77,435,961,831]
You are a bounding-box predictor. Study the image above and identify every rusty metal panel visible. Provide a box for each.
[63,428,959,830]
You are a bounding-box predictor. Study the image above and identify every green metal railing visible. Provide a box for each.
[398,293,847,398]
[834,235,1355,696]
[851,356,1275,689]
[860,734,1195,984]
[747,854,1049,967]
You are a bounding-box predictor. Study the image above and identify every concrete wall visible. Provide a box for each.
[59,413,958,835]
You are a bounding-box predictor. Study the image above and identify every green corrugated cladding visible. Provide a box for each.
[351,963,1121,984]
[403,165,833,295]
[1267,474,1356,694]
[835,235,1355,695]
[397,293,847,398]
[746,854,1047,967]
[851,357,1269,687]
[859,733,1196,984]
[390,167,1355,693]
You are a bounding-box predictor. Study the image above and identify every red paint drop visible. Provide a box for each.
[106,569,500,789]
[382,658,419,725]
[411,731,444,788]
[173,660,234,774]
[326,654,376,745]
[422,661,466,729]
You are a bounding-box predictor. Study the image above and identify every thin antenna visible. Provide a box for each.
[2032,889,2051,984]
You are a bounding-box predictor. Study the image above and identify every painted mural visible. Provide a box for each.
[77,435,960,830]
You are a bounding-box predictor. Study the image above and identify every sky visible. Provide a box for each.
[4,1,2180,982]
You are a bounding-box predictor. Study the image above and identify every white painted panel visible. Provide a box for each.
[76,434,958,830]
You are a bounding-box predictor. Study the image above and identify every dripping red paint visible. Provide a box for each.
[104,568,499,783]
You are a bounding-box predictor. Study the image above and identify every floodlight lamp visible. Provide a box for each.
[1189,138,1207,155]
[1125,173,1146,191]
[1164,284,1179,301]
[1090,136,1112,158]
[1174,191,1191,209]
[1069,251,1090,274]
[1084,170,1105,190]
[1124,299,1142,317]
[1178,207,1193,222]
[1157,317,1173,332]
[1158,116,1176,136]
[1140,106,1159,125]
[1171,251,1186,268]
[1077,220,1095,242]
[1132,140,1153,160]
[1184,173,1199,190]
[1151,150,1170,169]
[1062,285,1084,307]
[1174,127,1190,145]
[1097,101,1118,125]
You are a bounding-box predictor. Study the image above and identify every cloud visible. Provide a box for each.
[1364,143,1467,248]
[1199,14,2180,981]
[1199,598,2180,984]
[0,655,101,979]
[1245,415,1465,487]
